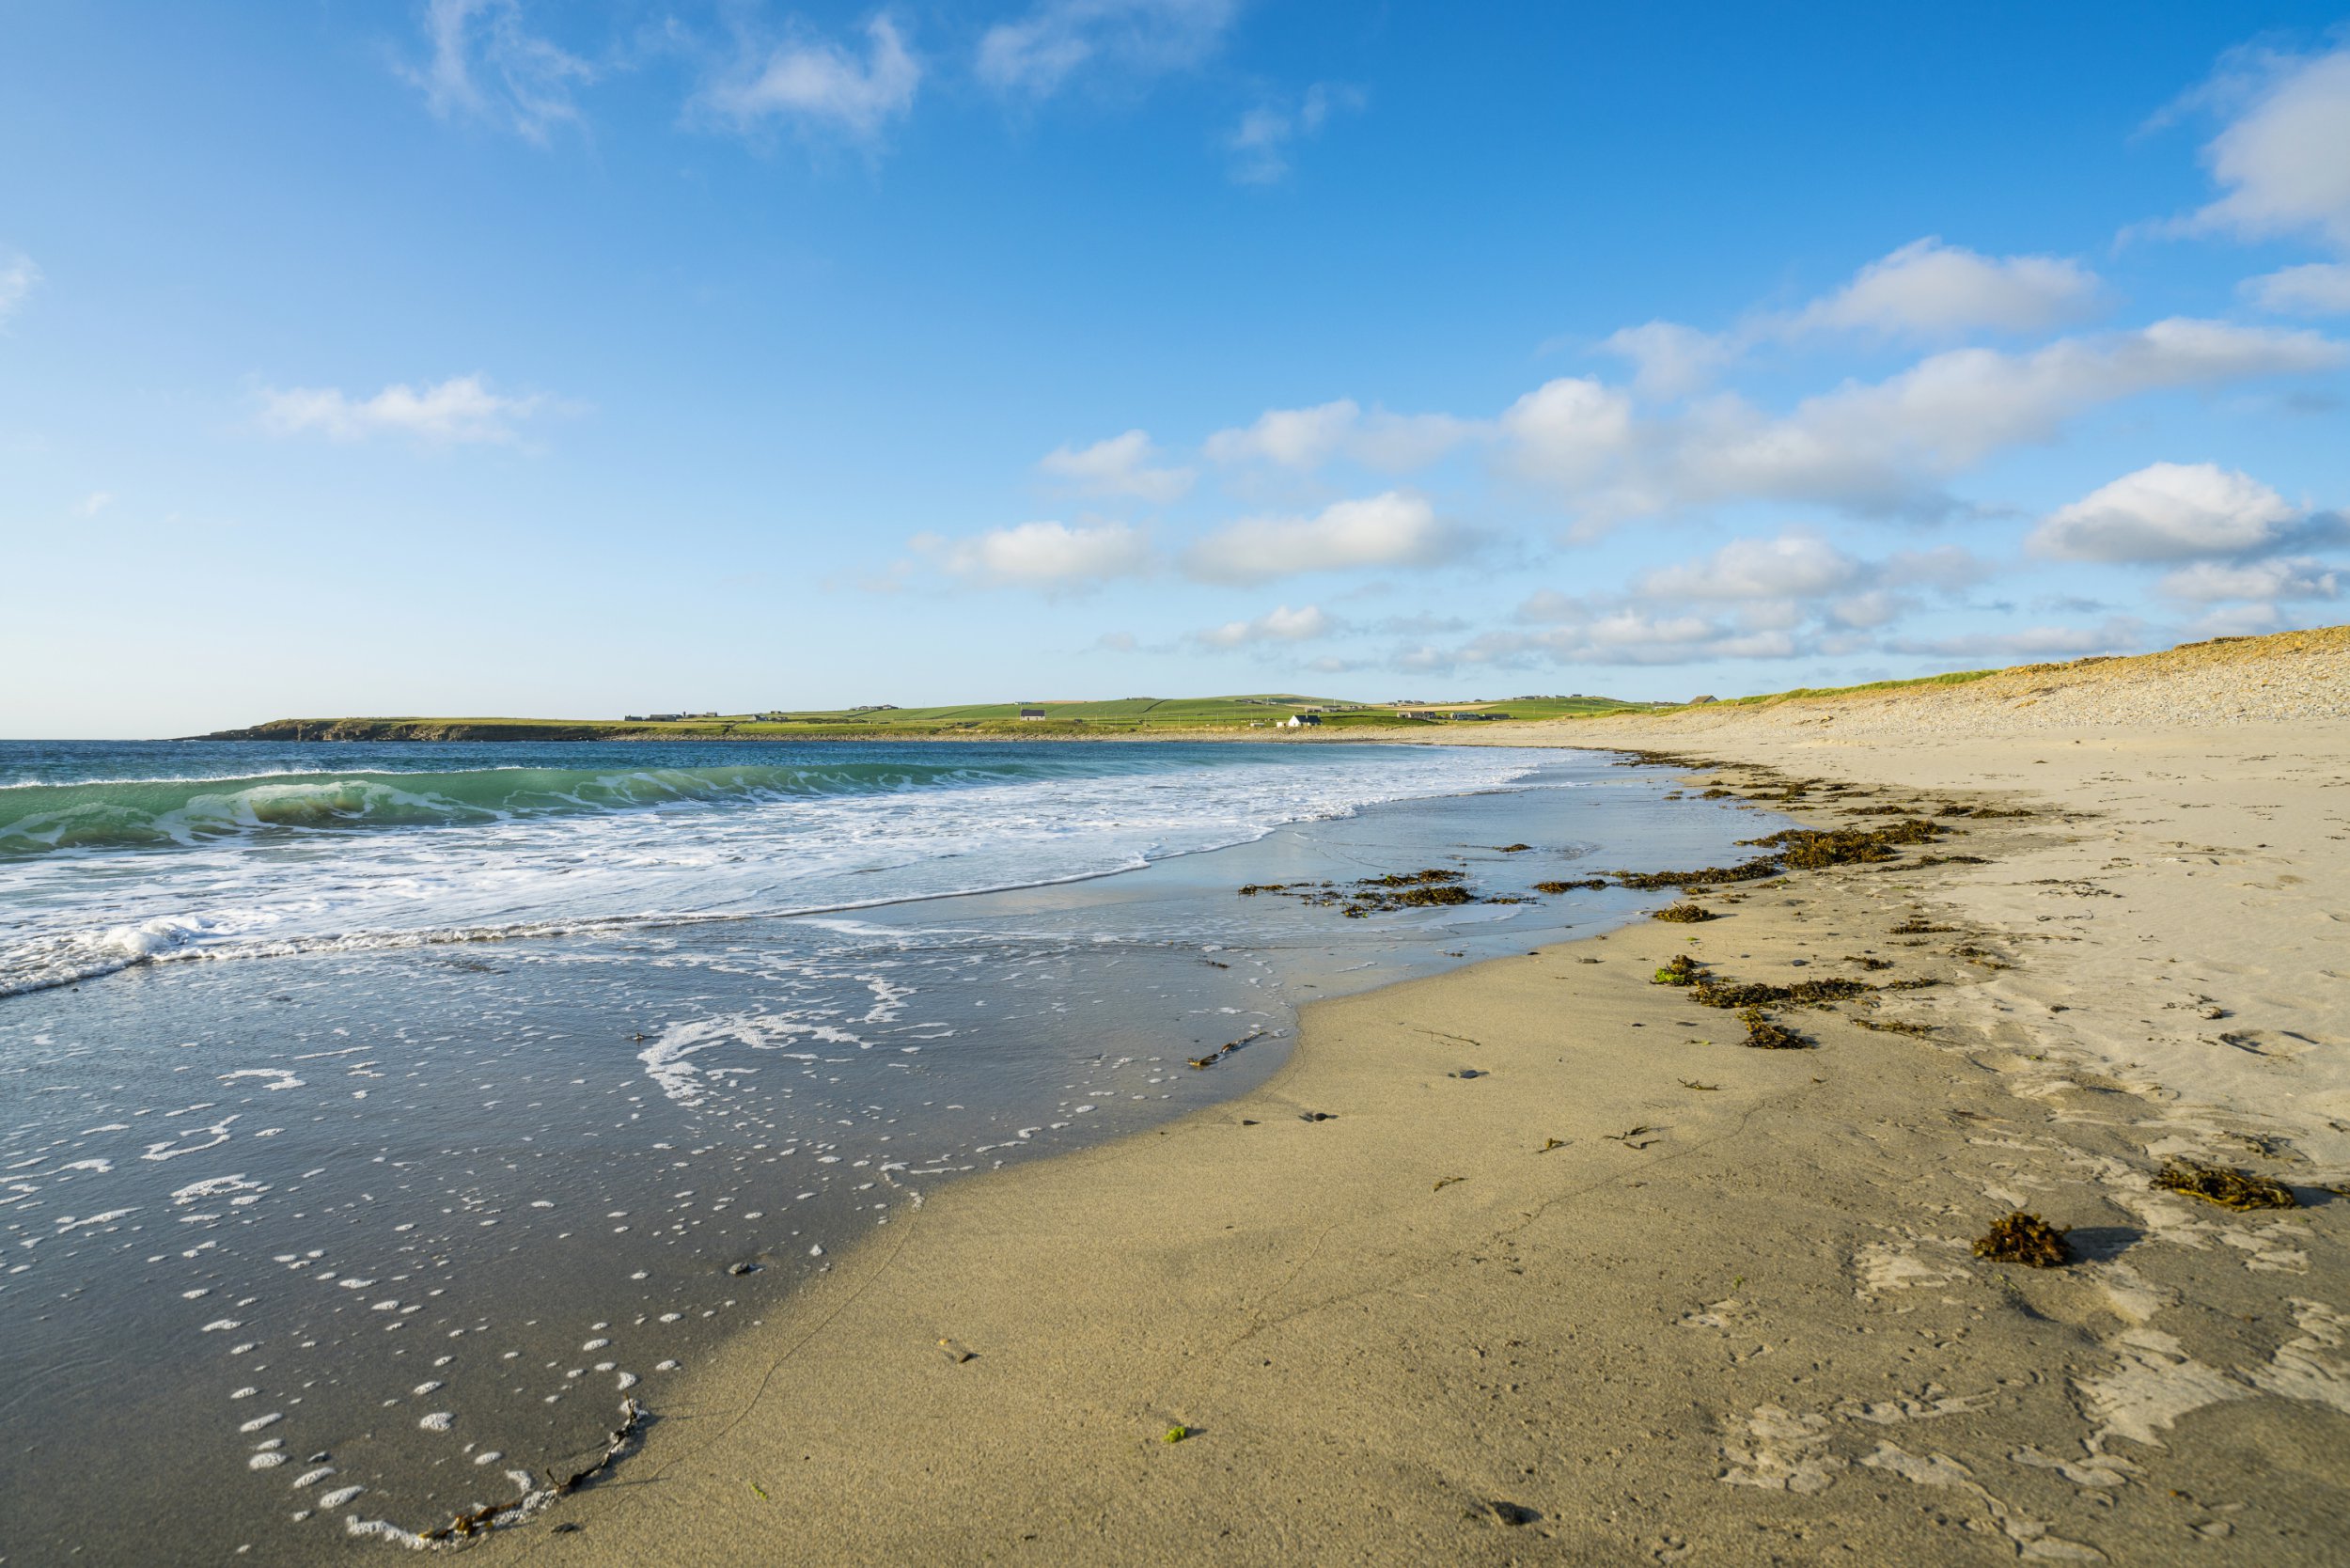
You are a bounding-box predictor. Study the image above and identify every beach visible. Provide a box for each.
[509,637,2350,1565]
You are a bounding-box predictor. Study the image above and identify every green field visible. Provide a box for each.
[205,692,1659,743]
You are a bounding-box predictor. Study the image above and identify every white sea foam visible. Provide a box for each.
[2,745,1545,997]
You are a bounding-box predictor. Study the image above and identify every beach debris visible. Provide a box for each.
[1539,1137,1567,1152]
[1693,975,1870,1009]
[1973,1212,2073,1268]
[1162,1425,1192,1444]
[1299,1111,1337,1122]
[938,1338,977,1364]
[1434,1176,1465,1192]
[1739,819,1943,870]
[748,1482,769,1501]
[726,1261,758,1277]
[2153,1160,2297,1211]
[1680,1079,1720,1091]
[1737,1009,1810,1050]
[1446,1069,1485,1079]
[1186,1029,1263,1071]
[1605,1125,1663,1149]
[1653,954,1704,986]
[1465,1498,1542,1527]
[1653,902,1716,923]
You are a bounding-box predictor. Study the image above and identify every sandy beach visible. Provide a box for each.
[492,631,2350,1566]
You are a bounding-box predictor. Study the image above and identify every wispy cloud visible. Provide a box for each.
[257,374,551,445]
[1192,603,1333,647]
[2176,43,2350,251]
[912,519,1152,588]
[1182,491,1462,583]
[977,0,1239,100]
[399,0,595,144]
[1226,82,1363,184]
[0,249,40,327]
[1037,430,1193,503]
[698,14,921,143]
[2242,260,2350,315]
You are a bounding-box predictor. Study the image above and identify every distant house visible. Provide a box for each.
[1019,706,1048,721]
[1688,695,1718,705]
[1281,713,1324,728]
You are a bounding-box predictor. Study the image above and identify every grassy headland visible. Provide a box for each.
[197,692,1657,742]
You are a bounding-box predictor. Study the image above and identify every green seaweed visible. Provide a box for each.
[1653,953,1703,986]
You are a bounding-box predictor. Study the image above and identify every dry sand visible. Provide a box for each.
[495,630,2350,1566]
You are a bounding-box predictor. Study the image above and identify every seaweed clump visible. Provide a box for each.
[2154,1160,2298,1211]
[1653,953,1703,986]
[1739,819,1941,869]
[1738,1009,1810,1050]
[1652,901,1716,923]
[1973,1211,2073,1267]
[1693,975,1872,1009]
[1608,855,1783,891]
[1534,878,1608,894]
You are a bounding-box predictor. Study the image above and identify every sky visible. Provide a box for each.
[3,2,2348,736]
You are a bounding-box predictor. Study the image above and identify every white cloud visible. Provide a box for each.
[1495,378,1635,490]
[701,16,920,141]
[1543,319,2342,522]
[1204,399,1359,467]
[258,374,548,445]
[75,492,114,518]
[1226,82,1362,184]
[1634,533,1863,602]
[2157,556,2340,603]
[2027,462,2301,562]
[1037,430,1193,502]
[0,249,40,325]
[1886,620,2142,660]
[2243,260,2350,315]
[1599,321,1732,400]
[1202,399,1475,472]
[914,519,1152,587]
[400,0,594,143]
[1183,491,1454,583]
[1193,603,1333,647]
[977,0,1237,99]
[1781,238,2100,340]
[2187,45,2350,250]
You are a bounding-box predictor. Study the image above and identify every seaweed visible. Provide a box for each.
[1608,855,1784,890]
[1692,975,1871,1009]
[1653,953,1703,986]
[1738,819,1942,869]
[1846,955,1895,971]
[1700,788,1734,799]
[1889,921,1957,935]
[1651,902,1716,923]
[1737,1009,1810,1050]
[1495,842,1534,853]
[1973,1211,2073,1267]
[1534,878,1609,893]
[2153,1160,2298,1211]
[1358,868,1465,887]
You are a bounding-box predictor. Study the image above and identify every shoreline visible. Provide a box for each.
[495,712,2350,1564]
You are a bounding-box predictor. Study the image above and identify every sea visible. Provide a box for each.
[0,738,1769,1562]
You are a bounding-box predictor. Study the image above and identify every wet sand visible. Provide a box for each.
[497,671,2349,1563]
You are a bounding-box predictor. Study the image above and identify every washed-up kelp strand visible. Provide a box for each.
[2153,1160,2297,1211]
[1737,1009,1810,1050]
[1652,902,1716,923]
[1692,976,1872,1009]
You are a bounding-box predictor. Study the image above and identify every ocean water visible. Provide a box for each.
[0,739,1768,1561]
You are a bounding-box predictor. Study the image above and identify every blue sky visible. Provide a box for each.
[4,2,2348,735]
